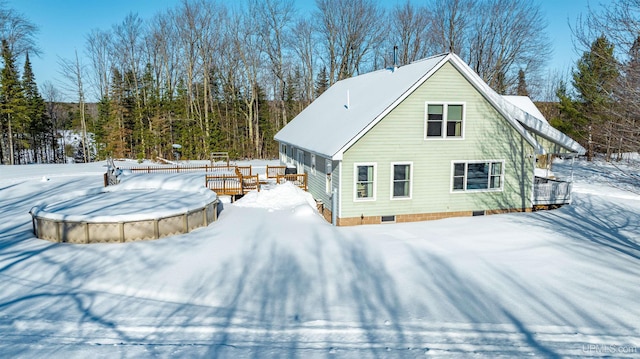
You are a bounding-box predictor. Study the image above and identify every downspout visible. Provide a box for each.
[332,187,337,226]
[332,160,342,226]
[530,150,537,208]
[570,156,575,183]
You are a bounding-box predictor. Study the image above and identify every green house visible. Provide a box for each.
[274,53,585,225]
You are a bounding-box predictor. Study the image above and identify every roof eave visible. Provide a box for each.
[332,53,453,161]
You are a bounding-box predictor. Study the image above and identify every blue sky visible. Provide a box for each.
[6,0,596,97]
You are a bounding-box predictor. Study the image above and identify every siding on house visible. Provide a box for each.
[340,62,535,219]
[279,145,341,220]
[306,155,337,209]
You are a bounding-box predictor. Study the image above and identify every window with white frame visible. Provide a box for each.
[355,163,376,200]
[452,161,503,191]
[311,154,316,175]
[296,149,304,173]
[391,162,412,199]
[280,143,287,163]
[425,103,464,139]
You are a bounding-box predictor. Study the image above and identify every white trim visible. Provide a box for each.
[450,159,505,193]
[446,56,545,154]
[332,53,452,161]
[390,162,413,200]
[338,161,343,218]
[423,102,466,140]
[311,153,316,175]
[353,162,377,202]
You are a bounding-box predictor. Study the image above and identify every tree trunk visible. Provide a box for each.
[8,113,14,165]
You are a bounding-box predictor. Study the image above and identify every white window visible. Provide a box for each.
[391,162,412,199]
[425,103,464,139]
[311,154,316,175]
[354,163,376,201]
[279,143,287,163]
[287,146,293,164]
[296,149,304,174]
[452,161,504,192]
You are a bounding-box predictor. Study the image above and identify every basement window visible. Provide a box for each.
[381,215,396,223]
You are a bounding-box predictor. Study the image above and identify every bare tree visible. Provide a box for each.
[468,0,551,95]
[429,0,475,58]
[41,80,65,162]
[86,28,113,100]
[58,50,89,163]
[112,13,147,156]
[229,5,264,157]
[289,18,317,104]
[0,2,39,57]
[254,0,295,127]
[388,1,433,66]
[314,0,387,84]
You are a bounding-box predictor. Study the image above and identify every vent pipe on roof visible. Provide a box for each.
[346,90,350,109]
[393,45,398,69]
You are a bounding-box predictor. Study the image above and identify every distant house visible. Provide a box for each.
[274,53,585,226]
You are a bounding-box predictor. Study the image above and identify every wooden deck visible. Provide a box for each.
[266,165,287,179]
[533,177,572,205]
[276,173,308,191]
[205,166,261,199]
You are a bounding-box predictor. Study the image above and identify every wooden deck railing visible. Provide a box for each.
[276,173,308,191]
[266,165,287,179]
[236,165,252,177]
[205,174,244,196]
[205,170,260,197]
[533,178,572,205]
[119,164,229,174]
[241,174,260,193]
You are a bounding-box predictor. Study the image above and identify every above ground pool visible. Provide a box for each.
[29,173,219,244]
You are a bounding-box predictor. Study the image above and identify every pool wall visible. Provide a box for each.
[31,200,218,244]
[30,181,219,244]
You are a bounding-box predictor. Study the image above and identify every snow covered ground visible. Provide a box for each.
[0,157,638,358]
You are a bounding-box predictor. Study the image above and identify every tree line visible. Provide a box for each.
[0,0,637,164]
[552,0,640,161]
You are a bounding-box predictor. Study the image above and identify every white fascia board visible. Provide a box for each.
[331,54,453,161]
[518,112,586,155]
[447,55,543,154]
[278,139,334,159]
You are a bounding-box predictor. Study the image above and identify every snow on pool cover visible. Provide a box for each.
[29,173,219,243]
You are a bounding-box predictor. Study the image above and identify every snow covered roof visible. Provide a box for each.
[502,96,548,124]
[275,54,448,159]
[275,53,585,159]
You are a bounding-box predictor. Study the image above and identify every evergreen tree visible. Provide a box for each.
[552,80,586,141]
[314,67,329,98]
[572,35,619,160]
[0,39,26,165]
[22,52,49,163]
[516,69,529,96]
